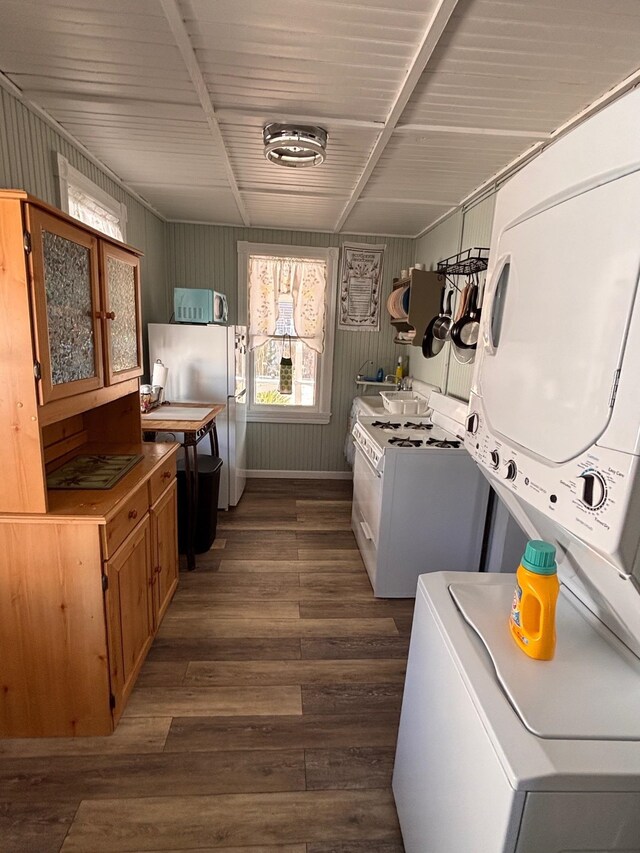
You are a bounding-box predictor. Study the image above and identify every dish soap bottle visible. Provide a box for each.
[395,356,404,383]
[509,540,559,661]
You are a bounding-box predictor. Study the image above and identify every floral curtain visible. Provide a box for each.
[248,255,327,353]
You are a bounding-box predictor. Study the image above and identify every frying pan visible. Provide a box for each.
[450,282,481,350]
[452,338,475,365]
[421,286,447,359]
[432,288,454,341]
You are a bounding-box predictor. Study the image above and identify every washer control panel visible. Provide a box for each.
[464,391,639,558]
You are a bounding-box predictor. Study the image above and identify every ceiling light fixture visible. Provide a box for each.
[263,123,328,168]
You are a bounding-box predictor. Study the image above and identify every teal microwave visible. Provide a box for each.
[173,288,228,324]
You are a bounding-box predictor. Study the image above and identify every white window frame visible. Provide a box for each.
[238,241,339,425]
[55,152,128,241]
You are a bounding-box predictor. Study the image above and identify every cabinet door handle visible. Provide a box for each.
[162,471,171,480]
[128,509,138,520]
[95,310,106,320]
[105,311,116,320]
[155,565,162,575]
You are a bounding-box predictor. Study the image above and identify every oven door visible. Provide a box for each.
[352,444,383,588]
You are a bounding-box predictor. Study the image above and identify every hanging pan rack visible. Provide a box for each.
[437,247,489,292]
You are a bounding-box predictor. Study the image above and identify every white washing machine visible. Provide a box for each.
[393,86,640,852]
[394,573,640,852]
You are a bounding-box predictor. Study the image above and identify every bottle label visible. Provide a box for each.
[510,581,522,627]
[510,581,529,645]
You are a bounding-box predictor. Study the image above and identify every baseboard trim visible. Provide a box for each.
[246,469,353,480]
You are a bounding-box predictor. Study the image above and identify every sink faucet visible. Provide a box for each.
[356,359,374,381]
[385,374,402,389]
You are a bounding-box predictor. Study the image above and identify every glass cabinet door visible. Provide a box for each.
[100,243,143,385]
[28,207,104,404]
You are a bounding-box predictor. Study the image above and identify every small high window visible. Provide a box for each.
[56,153,127,241]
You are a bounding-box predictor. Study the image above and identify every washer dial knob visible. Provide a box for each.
[466,413,479,435]
[580,471,607,510]
[489,450,500,469]
[503,460,518,481]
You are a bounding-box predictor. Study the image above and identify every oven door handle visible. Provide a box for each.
[360,520,374,541]
[354,443,382,478]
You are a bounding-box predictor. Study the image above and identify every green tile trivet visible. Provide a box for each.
[47,454,143,490]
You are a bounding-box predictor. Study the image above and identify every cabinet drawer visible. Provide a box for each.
[104,486,149,558]
[148,456,176,505]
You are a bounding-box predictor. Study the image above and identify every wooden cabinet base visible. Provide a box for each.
[0,445,179,738]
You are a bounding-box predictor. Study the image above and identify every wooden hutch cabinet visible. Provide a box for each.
[0,190,178,737]
[26,205,144,405]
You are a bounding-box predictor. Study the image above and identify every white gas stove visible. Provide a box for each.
[344,379,440,468]
[351,392,490,597]
[352,416,464,472]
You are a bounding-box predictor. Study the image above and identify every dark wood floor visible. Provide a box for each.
[0,479,410,852]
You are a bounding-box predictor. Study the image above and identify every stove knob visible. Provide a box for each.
[580,471,607,509]
[466,412,479,434]
[489,449,500,469]
[503,460,517,481]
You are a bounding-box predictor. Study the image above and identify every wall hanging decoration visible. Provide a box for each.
[338,242,386,331]
[278,334,293,395]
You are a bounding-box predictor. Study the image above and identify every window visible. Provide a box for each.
[238,242,339,424]
[56,153,127,241]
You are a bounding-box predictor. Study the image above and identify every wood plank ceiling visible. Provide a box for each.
[1,0,640,235]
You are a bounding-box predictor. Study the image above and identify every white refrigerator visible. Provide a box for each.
[148,323,247,510]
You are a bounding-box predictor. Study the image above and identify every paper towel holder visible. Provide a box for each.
[152,358,168,404]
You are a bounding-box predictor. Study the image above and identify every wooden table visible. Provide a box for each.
[142,402,225,570]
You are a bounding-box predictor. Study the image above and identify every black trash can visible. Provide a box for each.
[176,455,223,554]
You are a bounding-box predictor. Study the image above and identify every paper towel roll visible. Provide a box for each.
[152,359,168,388]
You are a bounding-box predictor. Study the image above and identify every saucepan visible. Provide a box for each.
[432,288,454,341]
[450,281,481,350]
[421,286,448,359]
[450,277,483,364]
[452,338,475,365]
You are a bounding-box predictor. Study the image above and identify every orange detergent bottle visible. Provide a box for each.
[509,540,560,661]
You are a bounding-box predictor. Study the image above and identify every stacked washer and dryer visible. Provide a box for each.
[393,87,640,852]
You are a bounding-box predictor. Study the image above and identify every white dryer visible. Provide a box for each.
[393,85,640,852]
